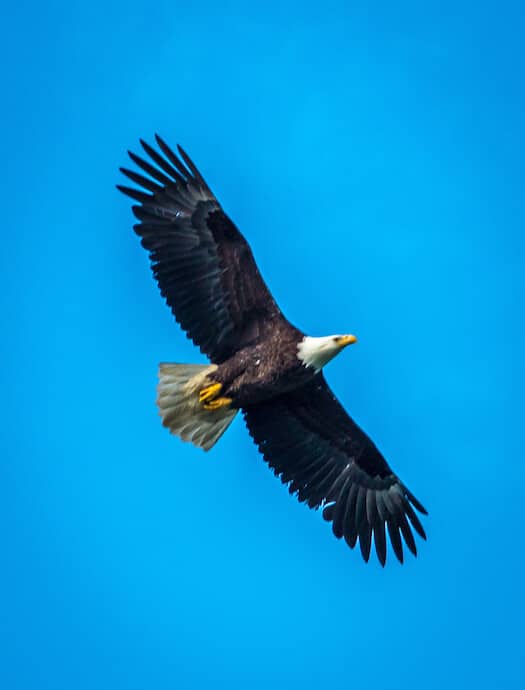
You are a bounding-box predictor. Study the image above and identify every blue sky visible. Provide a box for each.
[2,1,524,689]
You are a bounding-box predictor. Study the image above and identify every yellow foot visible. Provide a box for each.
[199,382,222,403]
[203,396,233,411]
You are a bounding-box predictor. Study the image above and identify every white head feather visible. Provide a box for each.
[297,334,357,372]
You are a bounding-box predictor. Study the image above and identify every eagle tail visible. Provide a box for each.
[157,363,237,451]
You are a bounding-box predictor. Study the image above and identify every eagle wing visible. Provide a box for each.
[118,136,284,363]
[243,374,427,565]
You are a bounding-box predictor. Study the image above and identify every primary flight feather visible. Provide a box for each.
[118,135,427,566]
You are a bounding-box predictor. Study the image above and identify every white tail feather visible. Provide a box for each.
[157,363,237,451]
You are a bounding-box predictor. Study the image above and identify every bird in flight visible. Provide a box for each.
[118,135,427,565]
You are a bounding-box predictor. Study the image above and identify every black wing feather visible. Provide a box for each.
[116,185,152,204]
[139,139,186,183]
[127,150,173,187]
[118,135,285,362]
[244,374,427,565]
[120,167,163,193]
[155,134,193,181]
[373,520,387,567]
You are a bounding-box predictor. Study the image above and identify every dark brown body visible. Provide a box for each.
[214,322,314,408]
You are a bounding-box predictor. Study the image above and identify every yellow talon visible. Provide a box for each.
[203,397,233,411]
[199,382,222,403]
[199,382,232,410]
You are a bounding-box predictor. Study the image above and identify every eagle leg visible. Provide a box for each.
[203,396,233,411]
[199,382,223,403]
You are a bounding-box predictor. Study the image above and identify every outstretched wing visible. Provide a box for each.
[118,135,285,363]
[244,374,427,565]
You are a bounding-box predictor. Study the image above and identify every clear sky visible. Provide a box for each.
[2,1,524,689]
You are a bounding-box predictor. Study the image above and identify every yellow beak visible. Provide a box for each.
[338,334,358,347]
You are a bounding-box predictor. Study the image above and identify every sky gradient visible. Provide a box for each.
[2,2,524,689]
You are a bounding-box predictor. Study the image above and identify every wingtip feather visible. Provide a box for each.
[406,489,428,515]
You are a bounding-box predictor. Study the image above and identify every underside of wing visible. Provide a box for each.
[244,374,427,565]
[118,135,285,363]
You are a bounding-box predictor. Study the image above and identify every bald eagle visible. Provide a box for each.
[118,135,427,565]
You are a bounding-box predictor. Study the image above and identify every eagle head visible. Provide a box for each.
[297,334,357,371]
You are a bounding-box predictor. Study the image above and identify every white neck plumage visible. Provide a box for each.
[297,334,357,372]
